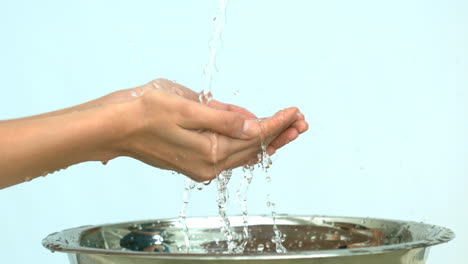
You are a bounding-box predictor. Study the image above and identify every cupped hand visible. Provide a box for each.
[117,79,308,182]
[104,78,307,150]
[146,79,308,153]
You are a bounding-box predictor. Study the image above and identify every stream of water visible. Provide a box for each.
[178,0,286,254]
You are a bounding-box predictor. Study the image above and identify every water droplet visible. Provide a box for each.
[203,180,212,185]
[197,183,204,190]
[311,235,317,241]
[101,160,108,165]
[298,241,303,248]
[257,243,265,252]
[172,86,185,97]
[233,90,240,96]
[153,234,164,245]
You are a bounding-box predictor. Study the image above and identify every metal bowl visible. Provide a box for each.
[43,215,454,264]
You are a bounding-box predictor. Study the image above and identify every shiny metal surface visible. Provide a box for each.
[43,215,454,264]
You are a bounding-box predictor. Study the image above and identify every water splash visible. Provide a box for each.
[174,0,230,253]
[178,177,193,252]
[216,169,237,253]
[199,0,229,104]
[196,183,204,190]
[235,165,255,253]
[258,140,287,253]
[257,243,265,252]
[199,0,236,253]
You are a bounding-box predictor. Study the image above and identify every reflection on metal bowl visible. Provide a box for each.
[43,215,454,264]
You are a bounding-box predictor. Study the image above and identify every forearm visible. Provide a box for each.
[0,88,137,124]
[0,102,131,189]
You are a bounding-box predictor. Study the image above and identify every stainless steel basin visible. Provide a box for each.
[43,215,454,264]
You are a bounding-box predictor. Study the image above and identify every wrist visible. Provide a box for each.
[98,97,144,160]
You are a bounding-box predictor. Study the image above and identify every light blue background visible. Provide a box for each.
[0,0,466,263]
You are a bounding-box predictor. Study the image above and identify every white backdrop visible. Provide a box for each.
[0,0,466,263]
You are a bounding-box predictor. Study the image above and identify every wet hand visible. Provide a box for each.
[117,79,308,181]
[144,79,308,154]
[0,78,308,189]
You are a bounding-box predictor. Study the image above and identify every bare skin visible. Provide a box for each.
[0,79,308,189]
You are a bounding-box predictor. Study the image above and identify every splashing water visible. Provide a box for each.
[176,0,230,249]
[199,0,238,253]
[235,165,255,253]
[178,0,287,254]
[216,169,237,252]
[258,142,287,253]
[199,0,229,104]
[178,177,193,252]
[196,182,204,190]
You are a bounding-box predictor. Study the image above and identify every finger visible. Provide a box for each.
[258,107,299,144]
[217,142,261,171]
[149,79,200,101]
[227,104,257,118]
[218,138,278,171]
[210,107,300,156]
[267,119,307,151]
[268,127,299,150]
[267,146,276,155]
[215,108,299,169]
[292,120,309,134]
[225,144,276,169]
[296,112,305,121]
[291,112,308,134]
[179,103,252,139]
[208,100,257,118]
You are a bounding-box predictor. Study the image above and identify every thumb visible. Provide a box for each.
[181,104,256,139]
[257,107,300,144]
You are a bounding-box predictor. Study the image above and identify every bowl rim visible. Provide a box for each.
[42,215,455,260]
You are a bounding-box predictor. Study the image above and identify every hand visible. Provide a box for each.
[145,79,309,155]
[116,79,308,181]
[0,78,308,188]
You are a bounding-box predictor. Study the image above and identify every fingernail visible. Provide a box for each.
[242,120,251,137]
[242,119,259,138]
